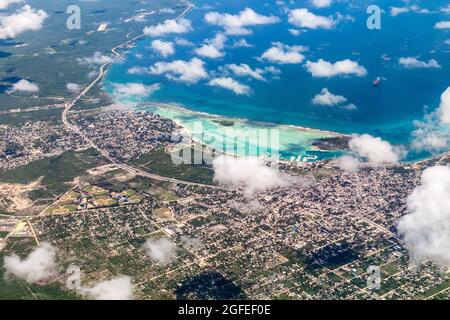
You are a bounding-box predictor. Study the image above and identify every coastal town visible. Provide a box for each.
[0,0,449,303]
[1,106,449,300]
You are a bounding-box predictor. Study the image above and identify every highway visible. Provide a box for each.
[61,1,225,189]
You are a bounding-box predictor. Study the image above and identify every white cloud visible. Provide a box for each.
[390,5,430,17]
[78,52,114,65]
[0,5,47,39]
[349,134,404,165]
[194,33,227,59]
[66,83,81,92]
[231,39,253,48]
[288,28,302,36]
[399,57,441,69]
[311,0,332,9]
[411,87,450,153]
[10,79,39,93]
[3,242,58,283]
[260,42,307,64]
[195,44,224,58]
[149,58,208,84]
[113,82,160,98]
[81,276,134,300]
[209,77,251,95]
[175,37,194,46]
[144,238,177,265]
[411,120,449,153]
[390,7,411,16]
[288,8,335,30]
[150,39,175,57]
[212,156,293,195]
[224,63,266,81]
[438,87,450,125]
[412,96,450,157]
[143,18,192,37]
[312,88,347,106]
[305,59,367,77]
[398,166,450,266]
[341,103,357,111]
[442,5,450,14]
[0,0,23,10]
[336,156,360,173]
[204,7,279,35]
[435,21,450,29]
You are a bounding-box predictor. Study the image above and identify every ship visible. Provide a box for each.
[373,77,381,87]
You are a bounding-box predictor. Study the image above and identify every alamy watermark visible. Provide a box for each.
[366,265,381,290]
[66,5,81,30]
[367,5,382,30]
[170,121,281,168]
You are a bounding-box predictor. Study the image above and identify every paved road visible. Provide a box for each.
[61,1,224,189]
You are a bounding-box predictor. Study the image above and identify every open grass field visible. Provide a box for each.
[0,148,105,196]
[132,148,215,185]
[0,238,80,300]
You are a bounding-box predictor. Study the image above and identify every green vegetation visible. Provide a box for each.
[0,239,80,300]
[0,148,104,195]
[213,120,235,127]
[132,148,214,185]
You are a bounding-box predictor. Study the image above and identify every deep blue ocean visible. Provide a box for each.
[105,0,450,160]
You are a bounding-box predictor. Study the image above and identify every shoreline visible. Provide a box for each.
[99,0,447,165]
[138,101,346,138]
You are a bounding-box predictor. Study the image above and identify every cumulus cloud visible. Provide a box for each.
[66,83,81,92]
[438,87,450,125]
[442,5,450,14]
[390,5,430,17]
[175,37,194,46]
[411,120,449,153]
[231,39,253,48]
[223,63,268,81]
[209,77,251,95]
[195,44,224,59]
[399,57,441,69]
[3,242,58,283]
[288,28,302,36]
[398,166,450,266]
[150,39,175,57]
[349,134,404,165]
[212,156,295,195]
[0,0,23,10]
[10,79,39,93]
[81,276,134,300]
[229,199,264,213]
[305,59,367,77]
[312,88,347,106]
[144,238,177,265]
[204,7,279,35]
[288,8,335,30]
[113,82,160,98]
[336,156,360,173]
[148,57,208,84]
[143,18,192,37]
[435,21,450,29]
[0,5,47,39]
[260,42,307,64]
[411,87,450,153]
[311,0,332,9]
[78,52,114,65]
[195,33,227,59]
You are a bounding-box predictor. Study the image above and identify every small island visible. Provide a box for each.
[312,136,351,151]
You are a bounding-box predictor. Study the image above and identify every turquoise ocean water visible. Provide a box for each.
[105,0,450,161]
